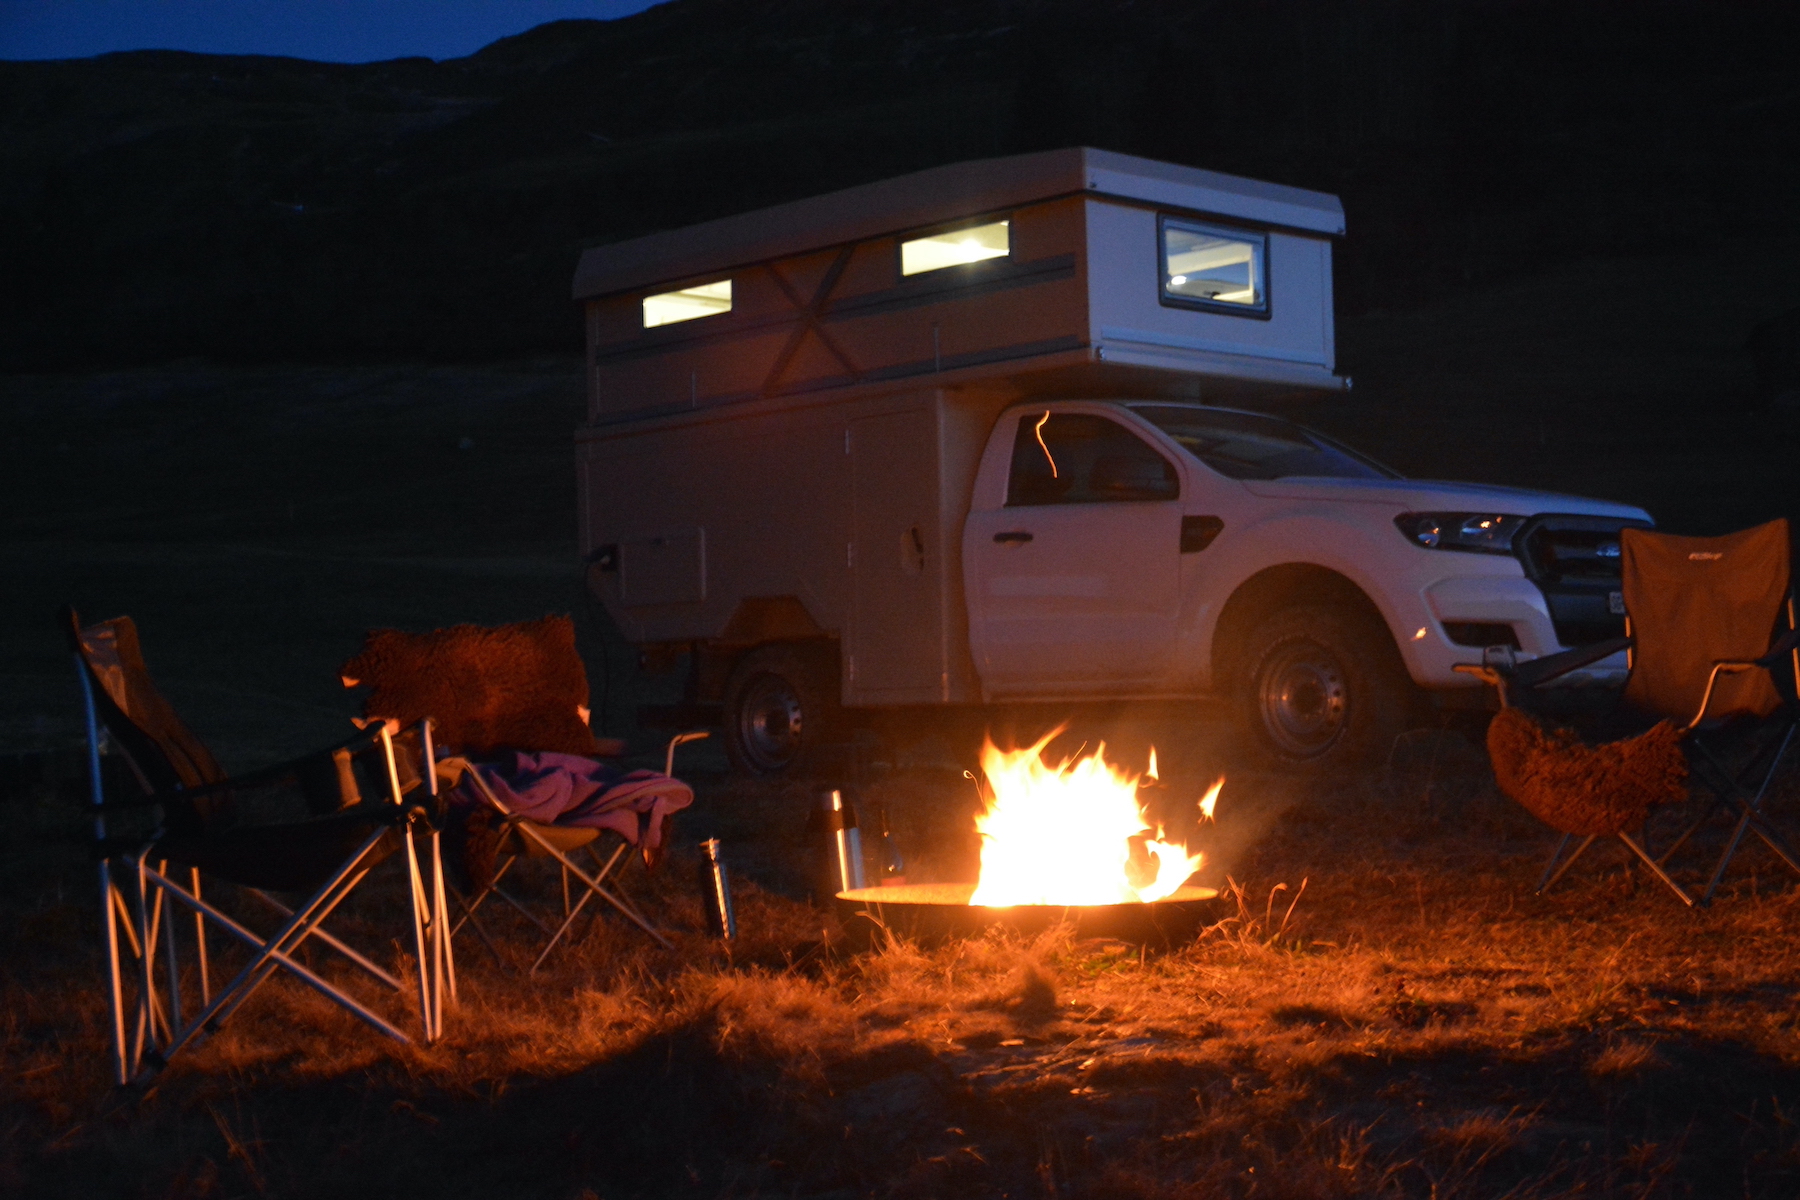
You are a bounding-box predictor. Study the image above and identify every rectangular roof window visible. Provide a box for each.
[643,279,732,328]
[1160,218,1267,316]
[900,219,1009,276]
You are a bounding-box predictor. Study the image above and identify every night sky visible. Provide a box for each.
[0,0,665,62]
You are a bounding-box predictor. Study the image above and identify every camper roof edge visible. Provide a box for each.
[571,147,1345,302]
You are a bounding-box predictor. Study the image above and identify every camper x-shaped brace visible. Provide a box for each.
[761,247,860,398]
[445,731,708,973]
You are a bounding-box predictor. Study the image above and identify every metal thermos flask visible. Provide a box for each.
[699,838,736,940]
[829,789,865,894]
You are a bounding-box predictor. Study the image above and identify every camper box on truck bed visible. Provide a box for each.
[573,147,1353,771]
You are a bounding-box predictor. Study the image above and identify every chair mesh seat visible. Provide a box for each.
[154,817,396,893]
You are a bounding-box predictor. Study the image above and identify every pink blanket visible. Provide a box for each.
[450,751,692,851]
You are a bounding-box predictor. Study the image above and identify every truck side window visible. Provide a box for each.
[1007,413,1179,506]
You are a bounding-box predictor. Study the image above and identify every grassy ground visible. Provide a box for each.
[3,245,1799,1197]
[4,751,1799,1199]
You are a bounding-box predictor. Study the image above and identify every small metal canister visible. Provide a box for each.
[699,838,736,940]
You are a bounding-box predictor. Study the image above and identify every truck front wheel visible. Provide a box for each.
[721,642,841,776]
[1234,605,1411,773]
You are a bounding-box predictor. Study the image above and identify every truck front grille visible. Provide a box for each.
[1515,514,1652,649]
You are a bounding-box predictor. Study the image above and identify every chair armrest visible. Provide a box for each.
[664,730,711,777]
[1509,636,1633,689]
[133,723,407,807]
[1755,625,1800,669]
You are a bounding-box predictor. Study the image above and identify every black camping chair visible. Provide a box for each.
[68,609,452,1085]
[1460,519,1800,906]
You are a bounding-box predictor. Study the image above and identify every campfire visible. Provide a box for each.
[971,732,1220,907]
[837,732,1222,945]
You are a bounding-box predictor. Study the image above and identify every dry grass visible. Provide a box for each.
[5,741,1800,1200]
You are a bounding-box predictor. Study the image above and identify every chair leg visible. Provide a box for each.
[209,864,379,1037]
[1537,834,1594,895]
[245,889,404,990]
[99,863,131,1086]
[403,826,437,1042]
[190,867,210,1006]
[587,845,658,933]
[163,880,184,1037]
[517,828,674,955]
[1617,832,1695,907]
[1654,796,1724,865]
[141,830,408,1074]
[1747,817,1800,877]
[449,888,511,970]
[1696,724,1799,903]
[431,830,456,1009]
[449,855,524,936]
[529,886,602,975]
[490,884,559,936]
[1704,807,1800,904]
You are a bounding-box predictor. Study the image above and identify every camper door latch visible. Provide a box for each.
[993,531,1033,545]
[589,544,620,571]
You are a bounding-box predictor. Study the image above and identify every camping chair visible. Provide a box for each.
[434,733,707,971]
[69,609,452,1085]
[340,617,708,971]
[1460,518,1800,905]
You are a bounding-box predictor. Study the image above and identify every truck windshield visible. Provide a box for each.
[1128,405,1402,481]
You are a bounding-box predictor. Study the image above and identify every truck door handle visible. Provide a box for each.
[993,531,1034,544]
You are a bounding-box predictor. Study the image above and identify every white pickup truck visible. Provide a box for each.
[580,392,1650,775]
[572,148,1650,774]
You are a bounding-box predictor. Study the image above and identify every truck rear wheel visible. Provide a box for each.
[721,642,841,776]
[1234,605,1411,773]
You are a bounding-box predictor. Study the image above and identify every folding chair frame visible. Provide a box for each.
[82,656,455,1084]
[444,731,709,974]
[1459,594,1800,908]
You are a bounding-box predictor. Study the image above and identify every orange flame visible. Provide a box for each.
[969,731,1221,907]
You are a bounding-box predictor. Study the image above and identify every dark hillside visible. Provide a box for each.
[2,0,1797,369]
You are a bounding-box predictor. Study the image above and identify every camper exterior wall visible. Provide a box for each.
[577,387,1011,707]
[583,197,1090,421]
[1083,199,1339,391]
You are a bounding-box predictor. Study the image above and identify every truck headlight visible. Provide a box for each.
[1394,512,1527,554]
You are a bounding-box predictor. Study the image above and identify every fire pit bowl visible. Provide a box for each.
[834,883,1222,949]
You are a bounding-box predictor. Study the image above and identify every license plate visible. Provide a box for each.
[1608,590,1625,615]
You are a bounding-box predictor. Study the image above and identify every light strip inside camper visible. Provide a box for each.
[643,279,733,328]
[901,220,1010,276]
[1161,219,1266,312]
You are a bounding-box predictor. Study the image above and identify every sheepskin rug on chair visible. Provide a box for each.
[340,615,600,757]
[1486,707,1689,837]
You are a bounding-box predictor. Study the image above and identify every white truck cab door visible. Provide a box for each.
[965,410,1182,695]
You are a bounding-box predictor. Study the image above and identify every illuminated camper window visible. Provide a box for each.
[1160,218,1268,316]
[642,279,732,328]
[900,220,1010,276]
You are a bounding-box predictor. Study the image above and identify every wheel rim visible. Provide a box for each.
[1255,640,1349,759]
[735,672,804,772]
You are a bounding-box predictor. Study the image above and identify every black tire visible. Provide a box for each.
[1233,604,1412,773]
[721,642,842,776]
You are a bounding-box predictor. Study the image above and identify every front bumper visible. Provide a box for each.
[1413,574,1628,689]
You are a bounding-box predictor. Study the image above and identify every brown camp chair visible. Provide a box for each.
[1461,519,1800,906]
[340,617,707,971]
[69,609,453,1084]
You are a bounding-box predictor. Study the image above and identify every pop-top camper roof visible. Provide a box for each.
[572,147,1344,301]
